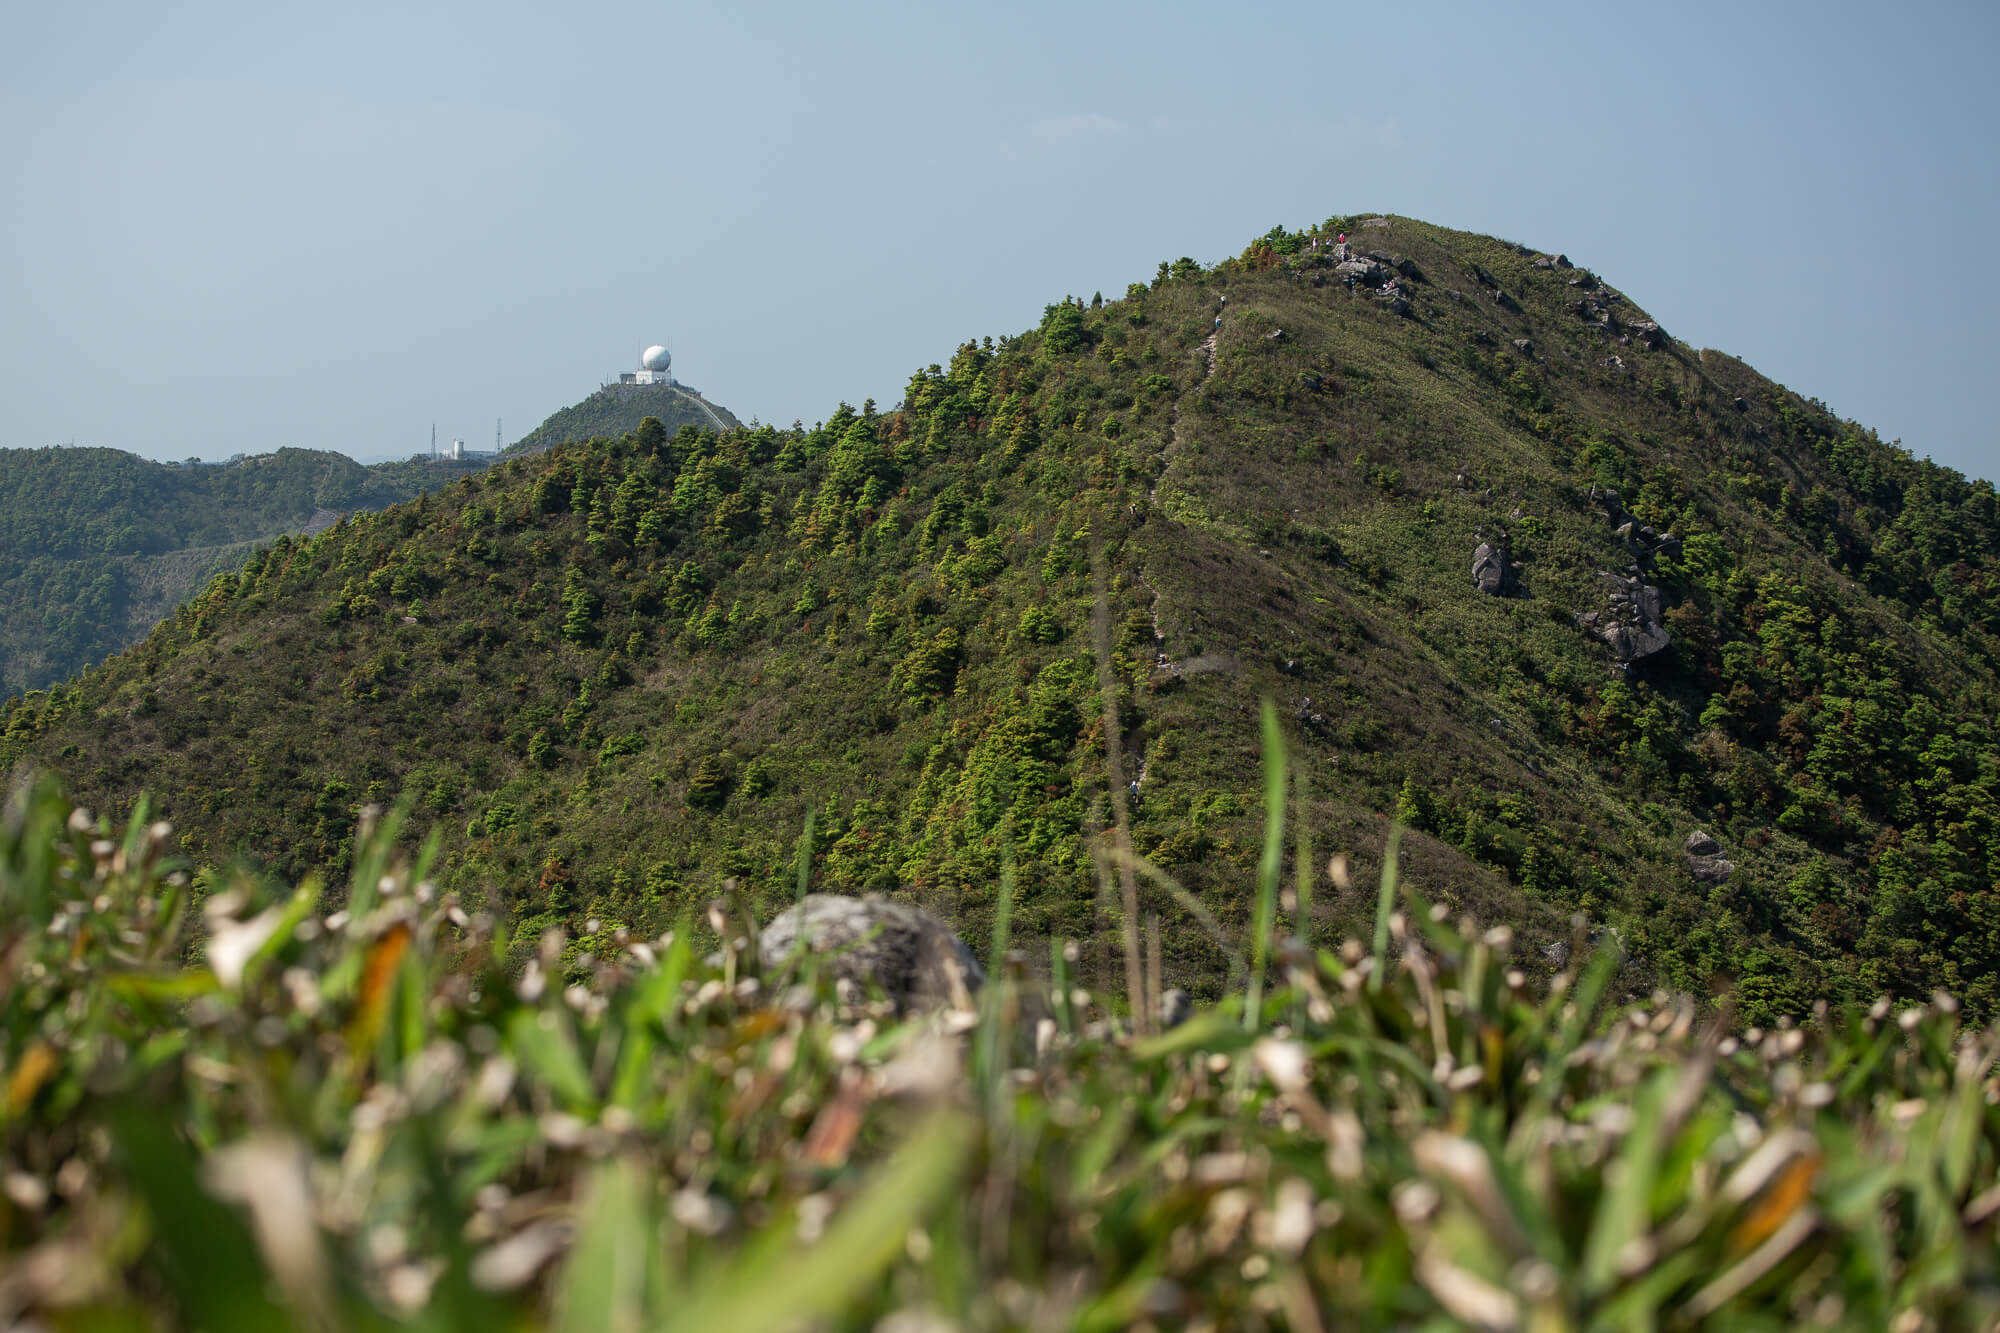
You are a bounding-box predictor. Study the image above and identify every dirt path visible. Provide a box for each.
[1133,321,1219,793]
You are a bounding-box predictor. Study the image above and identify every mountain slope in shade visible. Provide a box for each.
[6,214,1997,1023]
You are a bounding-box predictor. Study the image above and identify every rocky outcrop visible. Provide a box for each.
[1684,831,1736,886]
[1471,541,1510,595]
[759,894,984,1013]
[1582,572,1671,662]
[1336,259,1385,284]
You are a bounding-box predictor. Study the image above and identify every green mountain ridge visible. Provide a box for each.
[0,446,491,694]
[5,214,1996,1023]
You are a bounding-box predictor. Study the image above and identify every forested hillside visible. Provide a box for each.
[5,216,1996,1021]
[506,381,742,457]
[0,446,486,692]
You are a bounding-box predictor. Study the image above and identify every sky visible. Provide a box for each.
[3,0,1996,482]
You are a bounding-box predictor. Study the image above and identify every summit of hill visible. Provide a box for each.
[506,380,743,457]
[6,213,1997,1025]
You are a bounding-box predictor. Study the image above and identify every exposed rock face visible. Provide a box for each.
[1471,542,1510,595]
[1587,572,1672,661]
[1684,831,1736,885]
[1513,338,1535,355]
[1336,259,1385,284]
[759,894,984,1013]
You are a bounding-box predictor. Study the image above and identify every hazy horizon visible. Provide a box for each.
[5,1,1996,483]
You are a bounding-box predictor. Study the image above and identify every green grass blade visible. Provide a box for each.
[553,1156,657,1333]
[795,808,816,903]
[678,1111,974,1329]
[1369,825,1402,996]
[1246,697,1286,1031]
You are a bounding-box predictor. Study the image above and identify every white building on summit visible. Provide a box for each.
[620,345,676,387]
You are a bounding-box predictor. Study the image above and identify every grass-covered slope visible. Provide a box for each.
[506,381,743,457]
[0,446,489,693]
[3,215,1997,1021]
[3,777,1998,1329]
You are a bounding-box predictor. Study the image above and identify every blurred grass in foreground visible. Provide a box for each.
[2,748,1999,1330]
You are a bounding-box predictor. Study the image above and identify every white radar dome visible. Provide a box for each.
[641,345,672,372]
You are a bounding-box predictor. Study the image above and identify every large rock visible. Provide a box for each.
[1684,831,1736,886]
[1594,572,1672,662]
[759,894,984,1013]
[1336,259,1385,284]
[1471,542,1509,595]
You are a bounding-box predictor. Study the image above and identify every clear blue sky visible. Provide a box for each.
[4,1,1995,482]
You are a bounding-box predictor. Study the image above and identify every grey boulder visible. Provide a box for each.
[1595,573,1672,661]
[1684,831,1736,886]
[760,894,984,1013]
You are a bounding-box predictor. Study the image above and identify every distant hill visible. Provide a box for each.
[506,381,742,457]
[0,446,487,693]
[7,215,1998,1024]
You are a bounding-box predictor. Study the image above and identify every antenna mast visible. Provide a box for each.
[495,418,502,453]
[430,424,436,460]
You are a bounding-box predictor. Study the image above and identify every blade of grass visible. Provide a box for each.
[553,1156,656,1333]
[1292,756,1313,950]
[678,1111,975,1330]
[1369,826,1403,996]
[1102,846,1243,988]
[1246,698,1286,1032]
[794,809,816,903]
[975,832,1016,1098]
